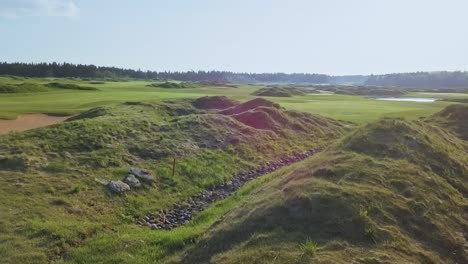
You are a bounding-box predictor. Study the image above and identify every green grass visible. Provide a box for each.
[0,76,463,123]
[299,239,319,257]
[60,161,301,264]
[1,75,468,263]
[252,86,315,97]
[147,81,200,89]
[171,114,468,263]
[47,82,98,91]
[0,82,49,93]
[0,97,345,263]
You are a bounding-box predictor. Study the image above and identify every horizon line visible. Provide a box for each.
[2,61,468,77]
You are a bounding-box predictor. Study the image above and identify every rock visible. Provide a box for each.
[108,180,131,194]
[129,167,154,183]
[123,174,141,188]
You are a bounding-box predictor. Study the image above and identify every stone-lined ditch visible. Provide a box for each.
[138,148,322,230]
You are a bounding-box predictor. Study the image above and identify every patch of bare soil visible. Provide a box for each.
[0,114,72,135]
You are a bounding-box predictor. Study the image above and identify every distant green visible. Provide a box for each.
[0,76,464,123]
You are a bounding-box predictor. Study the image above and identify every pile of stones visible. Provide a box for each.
[138,148,321,230]
[108,167,154,194]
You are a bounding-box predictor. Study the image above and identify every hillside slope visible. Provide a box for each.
[430,104,468,140]
[174,106,468,264]
[0,97,345,263]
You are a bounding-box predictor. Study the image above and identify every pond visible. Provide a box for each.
[375,97,438,103]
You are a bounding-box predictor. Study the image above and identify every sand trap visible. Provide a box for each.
[0,114,72,135]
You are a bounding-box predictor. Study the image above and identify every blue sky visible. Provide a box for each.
[1,0,467,75]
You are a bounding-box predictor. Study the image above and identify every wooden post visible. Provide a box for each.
[172,157,176,177]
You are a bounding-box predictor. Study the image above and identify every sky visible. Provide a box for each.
[0,0,467,75]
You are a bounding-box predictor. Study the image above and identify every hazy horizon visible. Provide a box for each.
[1,0,468,75]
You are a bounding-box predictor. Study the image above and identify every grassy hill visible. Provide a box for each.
[167,106,468,263]
[252,86,318,97]
[0,82,49,93]
[430,104,468,140]
[0,97,345,263]
[0,78,97,94]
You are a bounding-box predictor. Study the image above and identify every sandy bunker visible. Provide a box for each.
[0,114,71,135]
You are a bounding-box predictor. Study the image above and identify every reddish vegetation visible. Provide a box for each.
[0,114,71,135]
[192,96,342,133]
[231,109,278,130]
[219,98,281,115]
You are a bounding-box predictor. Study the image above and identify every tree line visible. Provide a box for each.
[365,71,468,89]
[2,62,467,88]
[0,62,329,84]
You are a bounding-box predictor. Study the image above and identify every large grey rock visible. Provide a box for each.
[123,174,141,188]
[129,167,154,183]
[108,180,131,194]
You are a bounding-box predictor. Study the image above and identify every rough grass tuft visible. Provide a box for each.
[299,238,319,257]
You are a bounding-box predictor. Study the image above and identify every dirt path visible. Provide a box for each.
[0,114,72,135]
[138,148,323,230]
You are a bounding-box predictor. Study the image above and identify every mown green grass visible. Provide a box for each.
[0,76,462,123]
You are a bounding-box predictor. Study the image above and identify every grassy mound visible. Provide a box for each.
[342,118,468,195]
[148,81,238,89]
[430,104,468,140]
[47,82,98,91]
[231,106,335,132]
[147,82,199,89]
[171,107,468,263]
[66,107,109,121]
[252,86,317,97]
[0,82,48,93]
[219,98,330,131]
[196,81,238,88]
[220,98,282,115]
[0,97,345,263]
[192,96,240,109]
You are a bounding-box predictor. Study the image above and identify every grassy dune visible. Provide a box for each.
[171,109,468,264]
[0,97,345,263]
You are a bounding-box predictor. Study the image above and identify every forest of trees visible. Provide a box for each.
[2,62,467,89]
[365,71,468,89]
[0,62,329,84]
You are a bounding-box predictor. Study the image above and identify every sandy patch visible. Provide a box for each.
[0,114,72,135]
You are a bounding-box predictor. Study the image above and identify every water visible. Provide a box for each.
[375,97,437,103]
